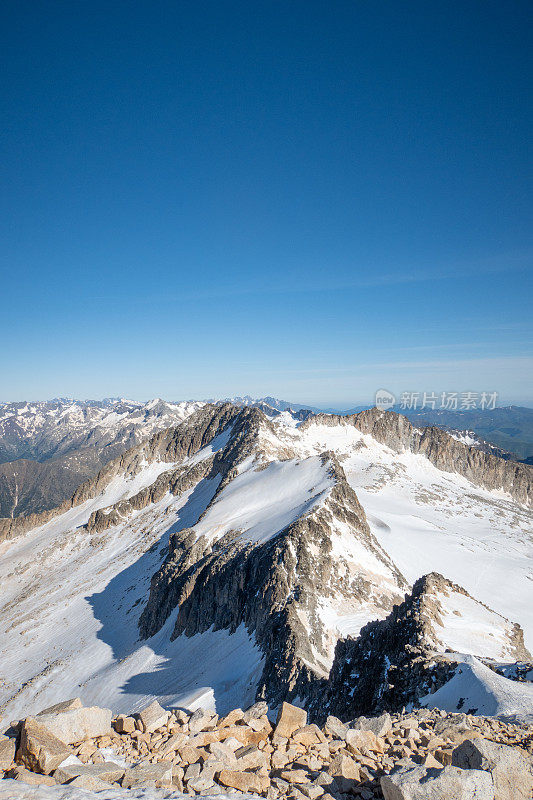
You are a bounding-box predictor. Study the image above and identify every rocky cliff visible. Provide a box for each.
[301,409,533,506]
[316,573,531,722]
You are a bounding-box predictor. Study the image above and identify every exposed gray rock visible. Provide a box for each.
[317,572,530,721]
[303,408,532,506]
[121,760,173,788]
[351,712,392,737]
[452,737,533,800]
[37,698,82,717]
[53,761,125,784]
[325,716,348,740]
[138,700,169,734]
[381,762,494,799]
[35,706,112,744]
[139,428,406,709]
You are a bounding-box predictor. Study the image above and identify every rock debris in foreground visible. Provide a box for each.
[1,698,532,798]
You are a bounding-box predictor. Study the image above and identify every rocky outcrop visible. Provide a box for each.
[302,408,533,506]
[140,449,407,709]
[315,573,531,722]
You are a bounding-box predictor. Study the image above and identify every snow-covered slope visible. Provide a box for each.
[0,403,531,727]
[421,655,533,720]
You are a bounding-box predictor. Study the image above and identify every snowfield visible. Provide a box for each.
[420,655,533,721]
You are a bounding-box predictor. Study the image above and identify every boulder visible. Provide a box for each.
[187,765,217,792]
[188,708,216,734]
[346,727,384,754]
[381,762,494,800]
[0,735,16,770]
[218,768,269,793]
[17,717,71,774]
[36,706,112,743]
[234,744,268,770]
[351,712,392,738]
[275,702,307,739]
[292,724,322,747]
[325,715,348,740]
[243,701,269,723]
[452,737,533,800]
[220,708,244,727]
[138,700,169,733]
[37,698,83,716]
[121,760,173,788]
[157,731,188,757]
[328,752,360,792]
[114,714,136,734]
[53,761,125,784]
[8,766,57,786]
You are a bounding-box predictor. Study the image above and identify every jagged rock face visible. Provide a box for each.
[316,573,531,722]
[0,398,204,519]
[302,408,532,506]
[139,434,408,708]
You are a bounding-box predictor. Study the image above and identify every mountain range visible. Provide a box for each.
[1,397,532,521]
[0,401,531,730]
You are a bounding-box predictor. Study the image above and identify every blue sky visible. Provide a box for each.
[1,1,532,406]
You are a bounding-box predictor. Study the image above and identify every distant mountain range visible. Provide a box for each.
[0,398,203,517]
[0,396,531,519]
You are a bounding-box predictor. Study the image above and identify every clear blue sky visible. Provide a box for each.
[1,1,532,406]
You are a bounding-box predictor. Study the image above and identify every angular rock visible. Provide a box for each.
[0,735,16,770]
[36,706,112,743]
[53,761,125,784]
[17,717,71,774]
[328,752,360,792]
[234,743,269,770]
[178,744,203,764]
[292,724,322,747]
[188,708,216,734]
[243,701,269,723]
[299,785,325,799]
[8,766,57,786]
[220,708,244,727]
[121,760,173,788]
[275,702,307,739]
[381,762,494,800]
[114,714,136,734]
[351,712,392,738]
[184,762,201,781]
[346,727,384,754]
[325,715,348,740]
[138,700,169,733]
[37,698,83,716]
[157,731,188,757]
[452,737,533,800]
[67,775,113,790]
[218,768,268,793]
[187,765,217,792]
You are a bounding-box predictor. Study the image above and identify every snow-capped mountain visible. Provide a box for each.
[0,404,531,726]
[0,398,203,517]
